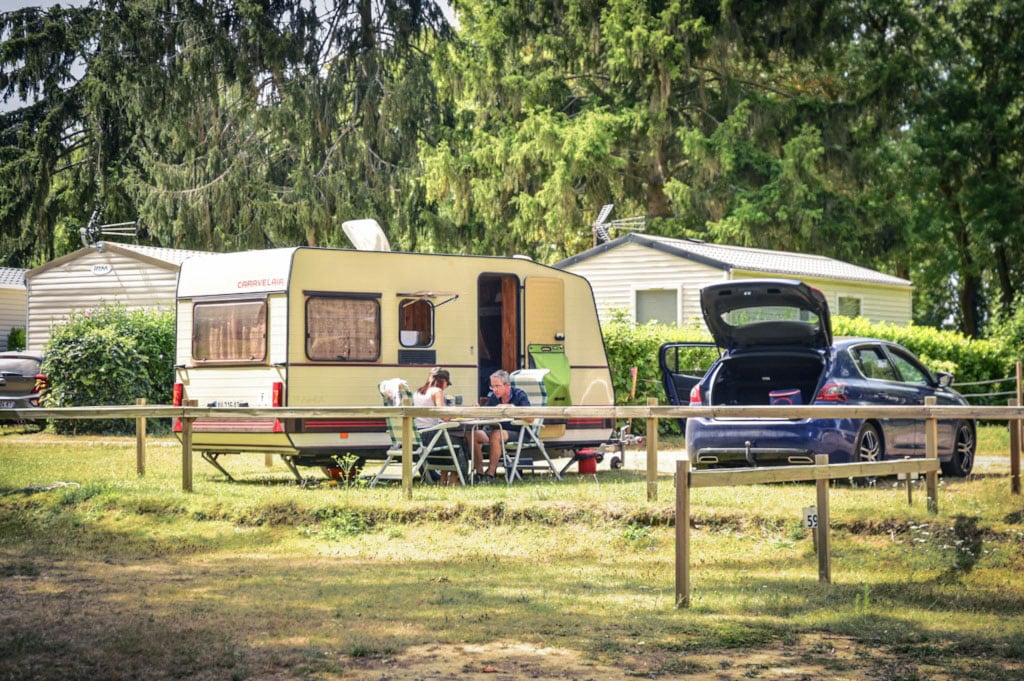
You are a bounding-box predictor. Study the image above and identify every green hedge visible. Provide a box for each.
[41,304,175,435]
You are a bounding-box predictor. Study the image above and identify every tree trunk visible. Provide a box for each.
[955,221,980,338]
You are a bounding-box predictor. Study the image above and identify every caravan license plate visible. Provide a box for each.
[0,400,15,409]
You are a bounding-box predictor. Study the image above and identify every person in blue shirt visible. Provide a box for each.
[472,369,530,483]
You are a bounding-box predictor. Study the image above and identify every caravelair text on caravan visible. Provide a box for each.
[173,245,615,473]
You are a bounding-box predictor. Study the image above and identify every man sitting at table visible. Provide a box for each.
[472,369,530,483]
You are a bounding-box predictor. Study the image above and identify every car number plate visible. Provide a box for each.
[0,400,15,409]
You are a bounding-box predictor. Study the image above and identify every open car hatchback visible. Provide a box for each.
[660,279,975,477]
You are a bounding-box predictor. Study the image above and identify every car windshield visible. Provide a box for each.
[721,306,820,326]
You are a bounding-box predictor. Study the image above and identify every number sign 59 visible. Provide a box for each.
[803,506,818,529]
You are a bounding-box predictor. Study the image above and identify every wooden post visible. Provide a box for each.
[646,397,659,502]
[925,396,939,514]
[265,454,274,468]
[1013,360,1022,495]
[401,410,413,500]
[904,456,913,506]
[675,457,691,608]
[814,454,831,584]
[135,397,147,477]
[1010,398,1021,497]
[182,399,197,492]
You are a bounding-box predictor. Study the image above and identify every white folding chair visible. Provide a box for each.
[503,369,561,482]
[369,381,468,486]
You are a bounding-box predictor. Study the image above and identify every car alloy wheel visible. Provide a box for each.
[852,422,883,487]
[942,421,975,478]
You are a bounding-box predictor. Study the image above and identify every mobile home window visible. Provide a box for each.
[306,295,380,361]
[837,296,862,318]
[192,300,267,362]
[636,289,678,325]
[399,299,434,347]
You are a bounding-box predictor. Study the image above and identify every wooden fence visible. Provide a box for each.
[2,401,1022,501]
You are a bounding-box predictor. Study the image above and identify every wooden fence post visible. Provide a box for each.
[925,396,939,514]
[646,397,659,502]
[675,457,691,608]
[182,399,197,492]
[135,397,147,477]
[1013,361,1022,496]
[401,408,413,501]
[904,456,913,506]
[1010,398,1021,497]
[815,454,831,584]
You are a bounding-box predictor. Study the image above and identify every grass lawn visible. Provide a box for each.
[1,424,1023,680]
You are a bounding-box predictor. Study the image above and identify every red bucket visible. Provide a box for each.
[577,449,599,474]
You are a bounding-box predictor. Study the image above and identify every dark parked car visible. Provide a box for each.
[660,279,975,477]
[0,351,48,413]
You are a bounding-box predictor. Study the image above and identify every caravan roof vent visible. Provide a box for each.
[342,219,391,252]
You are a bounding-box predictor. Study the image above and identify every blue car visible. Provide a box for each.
[660,279,975,477]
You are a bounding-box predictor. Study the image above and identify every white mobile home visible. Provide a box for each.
[555,233,913,329]
[24,242,210,351]
[0,268,27,351]
[174,246,615,467]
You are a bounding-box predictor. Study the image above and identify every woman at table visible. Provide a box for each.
[414,368,458,485]
[472,369,530,483]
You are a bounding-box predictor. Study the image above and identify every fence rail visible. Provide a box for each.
[2,402,1022,497]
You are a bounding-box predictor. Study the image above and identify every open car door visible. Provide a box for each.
[658,342,719,433]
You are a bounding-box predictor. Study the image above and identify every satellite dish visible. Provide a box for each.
[342,219,391,252]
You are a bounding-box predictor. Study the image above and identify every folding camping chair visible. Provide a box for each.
[369,380,469,487]
[502,369,561,483]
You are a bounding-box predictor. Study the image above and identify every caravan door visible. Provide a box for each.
[477,274,520,399]
[525,276,568,437]
[524,277,564,347]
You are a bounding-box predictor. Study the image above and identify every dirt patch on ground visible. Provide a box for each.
[339,635,945,680]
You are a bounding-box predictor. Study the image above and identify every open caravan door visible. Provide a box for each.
[524,277,570,437]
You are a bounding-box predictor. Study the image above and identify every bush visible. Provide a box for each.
[41,304,175,434]
[988,292,1024,365]
[5,327,25,351]
[601,318,716,435]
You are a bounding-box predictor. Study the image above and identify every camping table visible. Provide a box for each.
[453,418,512,482]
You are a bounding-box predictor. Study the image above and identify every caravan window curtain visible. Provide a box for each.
[306,295,380,361]
[192,300,267,362]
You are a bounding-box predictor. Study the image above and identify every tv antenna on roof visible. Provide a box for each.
[592,203,646,247]
[79,208,139,248]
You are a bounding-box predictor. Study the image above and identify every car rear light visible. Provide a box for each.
[689,384,703,406]
[272,381,284,432]
[815,381,848,403]
[33,373,49,394]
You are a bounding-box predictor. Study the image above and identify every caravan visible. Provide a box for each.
[173,240,615,472]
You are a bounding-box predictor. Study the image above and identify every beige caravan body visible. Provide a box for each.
[174,246,614,467]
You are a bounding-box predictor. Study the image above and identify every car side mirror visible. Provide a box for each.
[936,371,954,388]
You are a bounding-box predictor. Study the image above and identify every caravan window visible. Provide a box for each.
[192,300,267,362]
[306,294,380,361]
[399,299,434,347]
